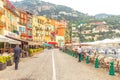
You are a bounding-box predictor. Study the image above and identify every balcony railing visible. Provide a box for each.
[18,22,27,26]
[27,24,32,28]
[4,3,18,17]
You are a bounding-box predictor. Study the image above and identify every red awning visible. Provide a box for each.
[48,42,58,45]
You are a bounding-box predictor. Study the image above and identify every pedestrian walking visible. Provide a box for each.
[77,46,82,62]
[13,45,22,70]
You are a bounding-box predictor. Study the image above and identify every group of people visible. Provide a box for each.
[77,46,120,62]
[77,46,96,62]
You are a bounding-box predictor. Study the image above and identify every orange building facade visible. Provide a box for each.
[50,20,67,46]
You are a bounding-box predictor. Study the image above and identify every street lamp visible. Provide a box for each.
[77,23,83,44]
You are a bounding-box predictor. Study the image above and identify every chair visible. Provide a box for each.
[103,57,114,70]
[113,59,119,72]
[89,53,95,63]
[97,55,105,68]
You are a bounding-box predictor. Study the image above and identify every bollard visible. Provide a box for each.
[95,58,99,68]
[73,52,74,57]
[80,54,83,61]
[76,54,78,58]
[109,61,115,76]
[86,56,89,64]
[70,51,72,56]
[72,52,74,57]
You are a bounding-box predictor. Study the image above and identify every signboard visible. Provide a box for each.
[4,30,19,38]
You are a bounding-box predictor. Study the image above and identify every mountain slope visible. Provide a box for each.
[95,13,113,19]
[11,0,91,23]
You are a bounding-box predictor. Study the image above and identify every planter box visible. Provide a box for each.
[0,62,7,70]
[7,60,13,66]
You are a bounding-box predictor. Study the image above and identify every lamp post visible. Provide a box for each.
[77,23,83,44]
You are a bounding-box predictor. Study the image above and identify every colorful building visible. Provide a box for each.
[71,25,79,43]
[4,0,20,39]
[32,15,38,42]
[55,20,67,46]
[37,16,47,42]
[0,0,5,35]
[50,20,57,41]
[26,11,33,41]
[45,18,54,42]
[17,9,28,40]
[0,0,67,47]
[64,29,70,44]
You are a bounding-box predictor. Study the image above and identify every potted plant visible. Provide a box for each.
[0,56,7,70]
[6,56,13,66]
[29,49,33,56]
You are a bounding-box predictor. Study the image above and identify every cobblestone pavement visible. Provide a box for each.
[0,49,120,80]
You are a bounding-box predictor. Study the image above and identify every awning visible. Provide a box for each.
[0,35,8,42]
[43,43,52,47]
[48,41,58,45]
[5,35,28,44]
[28,41,41,45]
[0,35,21,44]
[7,38,21,44]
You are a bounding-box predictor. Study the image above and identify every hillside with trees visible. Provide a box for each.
[11,0,120,42]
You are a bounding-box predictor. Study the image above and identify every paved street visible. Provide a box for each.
[0,49,119,80]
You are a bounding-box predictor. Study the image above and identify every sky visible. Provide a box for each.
[10,0,120,15]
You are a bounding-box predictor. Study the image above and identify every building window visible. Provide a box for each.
[19,27,22,32]
[19,27,26,32]
[23,28,26,32]
[28,30,32,36]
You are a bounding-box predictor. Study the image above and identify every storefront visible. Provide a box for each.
[4,30,28,49]
[0,35,21,54]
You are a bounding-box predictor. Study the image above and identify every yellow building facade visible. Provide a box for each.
[0,0,5,35]
[45,18,53,42]
[4,4,18,33]
[32,15,38,42]
[33,16,54,43]
[38,16,46,42]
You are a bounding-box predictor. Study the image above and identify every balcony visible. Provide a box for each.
[27,24,32,28]
[0,7,4,15]
[20,32,27,37]
[4,3,18,17]
[0,20,5,27]
[18,22,27,26]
